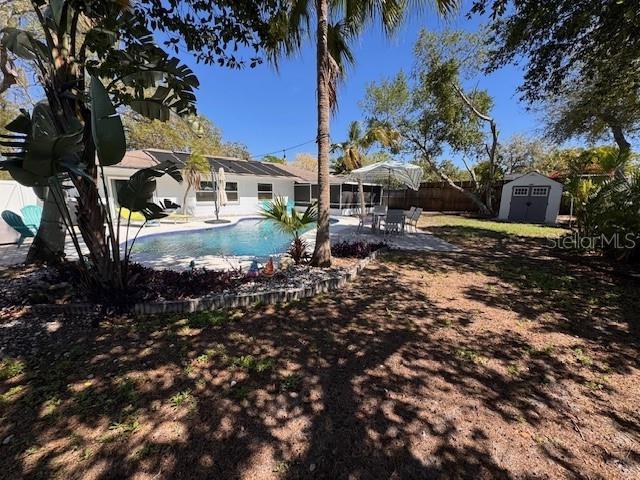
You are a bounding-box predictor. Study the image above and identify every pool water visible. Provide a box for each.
[131,218,315,259]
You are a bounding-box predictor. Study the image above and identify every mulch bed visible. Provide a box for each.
[1,238,639,479]
[0,257,359,310]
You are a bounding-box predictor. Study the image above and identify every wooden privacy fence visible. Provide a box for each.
[386,181,504,212]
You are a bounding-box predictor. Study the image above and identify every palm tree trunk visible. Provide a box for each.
[25,188,66,263]
[311,0,332,267]
[182,185,191,215]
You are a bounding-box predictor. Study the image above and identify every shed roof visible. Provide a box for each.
[503,171,563,187]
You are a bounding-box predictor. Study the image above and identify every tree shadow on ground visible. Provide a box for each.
[0,245,639,479]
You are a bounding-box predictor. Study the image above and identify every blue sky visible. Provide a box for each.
[183,7,539,166]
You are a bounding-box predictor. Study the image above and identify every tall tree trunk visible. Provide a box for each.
[311,0,331,267]
[485,120,498,213]
[610,124,631,181]
[440,169,490,216]
[423,152,490,216]
[25,188,66,263]
[611,124,631,157]
[453,84,499,214]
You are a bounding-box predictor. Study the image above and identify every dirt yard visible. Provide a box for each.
[1,218,639,479]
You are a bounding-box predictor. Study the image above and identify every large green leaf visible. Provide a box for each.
[1,102,83,185]
[22,103,59,178]
[6,167,48,187]
[5,110,32,134]
[129,86,172,121]
[117,161,182,219]
[1,28,50,62]
[90,76,126,166]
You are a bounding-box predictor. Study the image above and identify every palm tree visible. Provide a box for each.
[260,197,318,264]
[332,120,403,217]
[277,0,458,266]
[181,152,210,215]
[331,121,369,217]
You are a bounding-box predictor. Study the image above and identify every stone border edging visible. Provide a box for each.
[31,248,384,316]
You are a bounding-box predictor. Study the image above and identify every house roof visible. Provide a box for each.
[112,149,298,179]
[111,149,356,184]
[275,163,343,184]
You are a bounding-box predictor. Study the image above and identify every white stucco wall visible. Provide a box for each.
[195,175,294,217]
[0,180,40,244]
[101,167,295,218]
[498,172,563,224]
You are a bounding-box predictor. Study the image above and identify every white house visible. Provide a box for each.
[101,149,383,218]
[0,149,384,244]
[102,149,300,218]
[498,172,563,224]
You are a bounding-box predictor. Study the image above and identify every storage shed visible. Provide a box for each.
[498,172,563,224]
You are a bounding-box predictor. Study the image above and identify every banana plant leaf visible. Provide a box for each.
[4,110,31,134]
[0,102,83,186]
[1,27,50,63]
[88,41,198,121]
[117,161,182,220]
[90,76,126,167]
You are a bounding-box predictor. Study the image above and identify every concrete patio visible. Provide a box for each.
[329,216,459,252]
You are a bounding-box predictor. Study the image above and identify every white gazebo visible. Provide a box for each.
[349,160,422,205]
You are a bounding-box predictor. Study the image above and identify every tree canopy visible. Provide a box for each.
[473,0,640,157]
[292,153,318,172]
[471,0,640,103]
[124,113,222,153]
[361,30,499,213]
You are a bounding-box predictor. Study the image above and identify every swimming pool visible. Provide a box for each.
[131,218,315,259]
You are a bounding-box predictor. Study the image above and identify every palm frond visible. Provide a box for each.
[260,196,317,236]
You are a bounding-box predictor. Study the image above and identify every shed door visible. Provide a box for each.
[508,186,549,223]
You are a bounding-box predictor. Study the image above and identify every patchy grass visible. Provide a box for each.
[230,355,274,374]
[455,347,489,365]
[229,384,251,401]
[185,310,229,328]
[0,357,25,380]
[572,347,593,367]
[169,390,196,409]
[420,213,567,238]
[280,374,302,392]
[506,364,522,376]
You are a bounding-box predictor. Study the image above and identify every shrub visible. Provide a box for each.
[331,241,386,259]
[49,262,239,304]
[288,237,311,264]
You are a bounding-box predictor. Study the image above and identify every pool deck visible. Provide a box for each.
[0,215,457,270]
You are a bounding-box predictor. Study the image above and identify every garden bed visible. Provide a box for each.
[0,242,387,315]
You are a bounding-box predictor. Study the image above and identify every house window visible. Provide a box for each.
[225,182,239,202]
[531,186,549,197]
[294,184,311,206]
[513,187,529,196]
[112,179,128,206]
[257,183,273,200]
[196,180,215,202]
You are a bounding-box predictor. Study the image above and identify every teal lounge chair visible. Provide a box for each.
[20,205,42,233]
[2,210,35,246]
